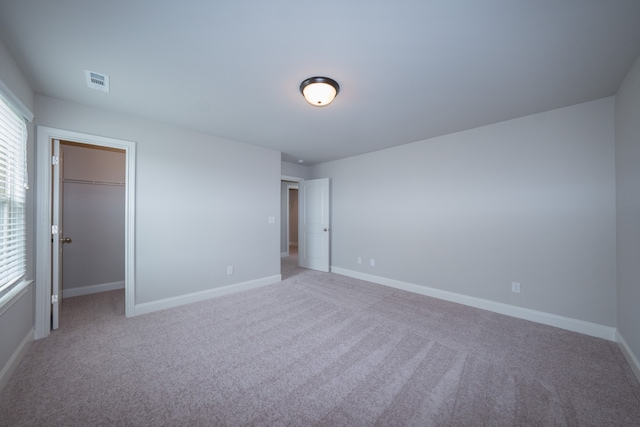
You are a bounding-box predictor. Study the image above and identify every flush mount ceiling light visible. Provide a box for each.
[300,76,340,107]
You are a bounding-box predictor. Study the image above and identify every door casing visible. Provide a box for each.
[51,139,62,329]
[35,126,136,339]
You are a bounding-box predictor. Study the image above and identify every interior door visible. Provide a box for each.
[51,139,62,329]
[298,178,330,272]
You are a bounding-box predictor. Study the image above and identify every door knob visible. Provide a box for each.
[323,228,328,232]
[61,237,72,244]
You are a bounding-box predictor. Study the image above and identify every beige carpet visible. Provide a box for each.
[1,255,639,426]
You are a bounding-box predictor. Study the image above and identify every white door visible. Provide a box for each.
[298,178,330,272]
[51,139,62,329]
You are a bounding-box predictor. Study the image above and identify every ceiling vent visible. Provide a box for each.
[85,70,109,93]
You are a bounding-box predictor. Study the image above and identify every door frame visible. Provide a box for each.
[35,126,136,339]
[281,175,302,258]
[285,183,299,257]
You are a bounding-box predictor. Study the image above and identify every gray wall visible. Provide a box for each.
[281,161,310,180]
[61,143,125,292]
[36,95,281,305]
[615,55,640,361]
[310,97,617,327]
[0,38,35,384]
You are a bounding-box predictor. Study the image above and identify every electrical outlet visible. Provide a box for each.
[227,265,234,275]
[357,256,362,264]
[370,259,375,267]
[511,282,520,293]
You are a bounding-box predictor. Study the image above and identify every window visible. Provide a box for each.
[0,93,28,300]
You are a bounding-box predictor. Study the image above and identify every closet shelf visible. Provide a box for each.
[63,178,125,187]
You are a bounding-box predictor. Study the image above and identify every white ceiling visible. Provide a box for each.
[1,1,640,165]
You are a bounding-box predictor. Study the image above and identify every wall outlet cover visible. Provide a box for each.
[511,282,521,293]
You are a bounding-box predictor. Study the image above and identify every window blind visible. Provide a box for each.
[0,92,28,296]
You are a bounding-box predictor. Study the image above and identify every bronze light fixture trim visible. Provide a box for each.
[300,76,340,107]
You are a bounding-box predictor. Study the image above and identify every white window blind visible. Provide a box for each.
[0,93,28,297]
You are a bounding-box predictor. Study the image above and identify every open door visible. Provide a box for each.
[51,139,62,329]
[298,178,330,272]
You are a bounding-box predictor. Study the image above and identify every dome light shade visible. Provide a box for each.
[300,77,340,107]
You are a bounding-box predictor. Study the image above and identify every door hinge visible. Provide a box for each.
[51,294,58,304]
[52,155,59,165]
[52,225,59,235]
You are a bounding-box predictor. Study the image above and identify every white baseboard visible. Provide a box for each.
[133,275,282,317]
[616,330,640,383]
[62,281,125,298]
[331,267,616,341]
[0,328,34,393]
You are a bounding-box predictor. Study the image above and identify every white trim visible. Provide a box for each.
[36,127,136,339]
[0,78,34,122]
[616,330,640,383]
[331,267,616,341]
[0,280,32,317]
[284,183,299,257]
[134,275,282,316]
[280,175,302,262]
[62,281,125,299]
[0,328,34,393]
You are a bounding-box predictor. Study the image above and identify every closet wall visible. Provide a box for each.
[61,142,126,297]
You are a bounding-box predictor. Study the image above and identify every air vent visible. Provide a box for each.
[85,70,110,93]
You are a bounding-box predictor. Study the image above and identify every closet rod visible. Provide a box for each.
[63,178,125,187]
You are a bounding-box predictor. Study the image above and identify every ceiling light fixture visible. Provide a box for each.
[300,76,340,107]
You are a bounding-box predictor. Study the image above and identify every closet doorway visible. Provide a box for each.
[60,141,126,302]
[35,126,136,339]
